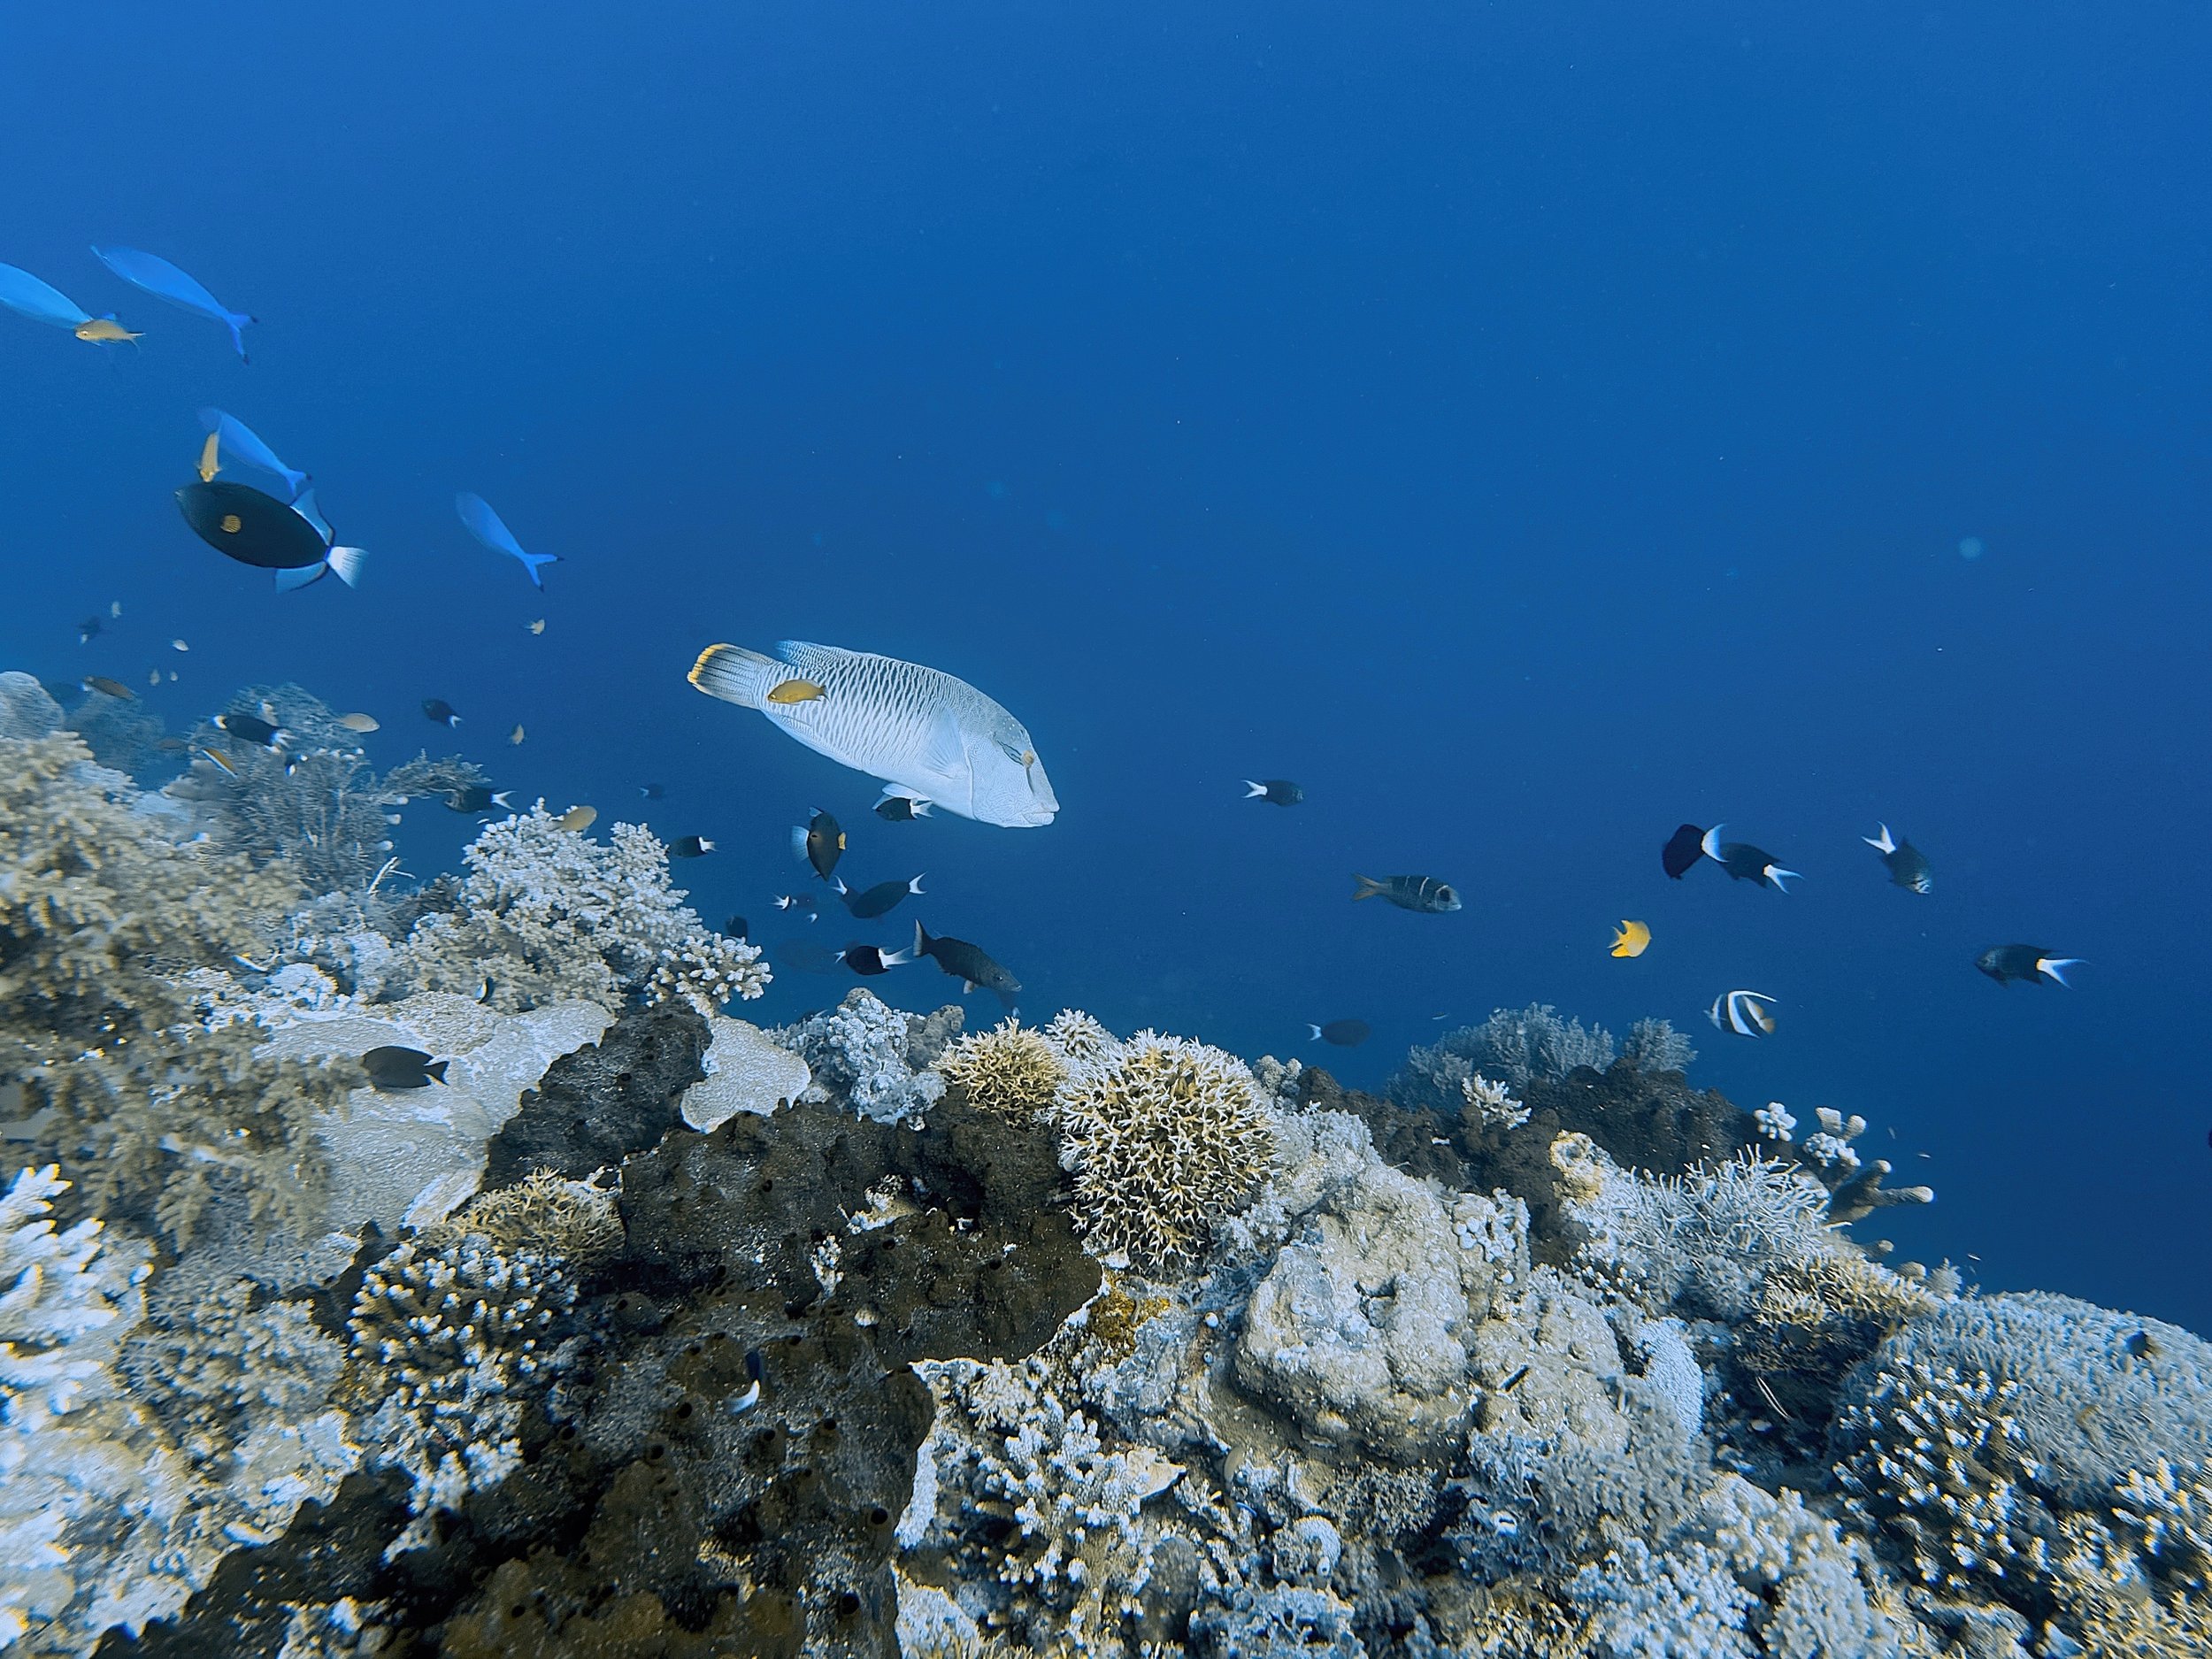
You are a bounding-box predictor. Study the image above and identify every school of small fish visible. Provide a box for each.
[11,239,2089,1086]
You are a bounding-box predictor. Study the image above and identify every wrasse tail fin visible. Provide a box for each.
[689,642,784,709]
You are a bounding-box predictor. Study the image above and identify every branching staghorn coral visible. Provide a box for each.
[0,1165,204,1654]
[1040,1007,1118,1065]
[939,1016,1065,1122]
[394,806,766,1015]
[1052,1030,1275,1271]
[1620,1016,1697,1075]
[1389,1003,1618,1104]
[340,1229,581,1549]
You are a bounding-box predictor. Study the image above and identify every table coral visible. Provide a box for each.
[1054,1030,1278,1271]
[394,806,766,1015]
[679,1014,810,1132]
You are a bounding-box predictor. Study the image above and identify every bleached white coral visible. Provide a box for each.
[778,988,946,1124]
[1463,1073,1530,1130]
[0,1166,202,1652]
[342,1232,580,1551]
[1754,1102,1798,1143]
[1040,1008,1118,1065]
[1567,1536,1755,1658]
[1053,1030,1275,1271]
[396,807,766,1013]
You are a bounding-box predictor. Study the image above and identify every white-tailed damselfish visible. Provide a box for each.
[835,874,924,919]
[1246,780,1304,806]
[839,941,914,976]
[455,493,560,588]
[1698,826,1799,891]
[1976,945,2082,987]
[197,409,308,499]
[1863,825,1932,895]
[175,480,365,591]
[92,247,254,360]
[689,640,1056,828]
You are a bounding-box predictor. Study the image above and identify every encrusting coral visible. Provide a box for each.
[1052,1028,1277,1271]
[393,805,766,1015]
[939,1015,1066,1122]
[776,987,953,1123]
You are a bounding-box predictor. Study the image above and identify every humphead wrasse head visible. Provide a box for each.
[972,732,1057,827]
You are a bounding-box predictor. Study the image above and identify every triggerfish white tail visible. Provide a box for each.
[93,247,254,361]
[197,408,307,500]
[0,262,93,330]
[688,639,1057,828]
[455,493,559,588]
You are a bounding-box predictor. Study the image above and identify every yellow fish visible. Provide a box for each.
[197,431,221,482]
[509,724,526,746]
[557,805,597,833]
[336,712,380,733]
[1609,920,1652,959]
[765,678,826,705]
[526,618,546,635]
[74,318,142,343]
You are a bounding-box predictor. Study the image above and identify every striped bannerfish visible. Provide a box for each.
[687,640,1058,827]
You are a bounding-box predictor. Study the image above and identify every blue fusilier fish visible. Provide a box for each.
[456,493,560,588]
[0,262,139,342]
[1976,945,2082,987]
[92,247,254,361]
[689,640,1057,828]
[1863,824,1932,895]
[175,480,365,591]
[197,408,308,500]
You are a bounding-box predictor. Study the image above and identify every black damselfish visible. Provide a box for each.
[839,941,913,976]
[837,874,924,920]
[1245,779,1304,806]
[671,835,715,858]
[1977,945,2082,987]
[422,699,462,727]
[1309,1019,1371,1047]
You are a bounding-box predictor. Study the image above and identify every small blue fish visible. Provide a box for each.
[456,493,559,588]
[196,408,308,500]
[92,247,254,361]
[0,262,91,330]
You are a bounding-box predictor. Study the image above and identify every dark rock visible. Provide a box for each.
[484,1004,710,1186]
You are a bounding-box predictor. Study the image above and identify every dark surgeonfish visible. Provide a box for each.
[1977,945,2082,987]
[1708,989,1778,1038]
[1245,780,1304,806]
[1863,824,1932,895]
[1699,826,1799,892]
[839,941,914,976]
[836,874,924,920]
[1308,1019,1371,1047]
[1661,824,1705,879]
[176,480,365,591]
[361,1045,449,1090]
[912,921,1020,1005]
[794,809,846,879]
[92,246,255,360]
[423,699,463,726]
[1352,874,1461,913]
[773,938,842,974]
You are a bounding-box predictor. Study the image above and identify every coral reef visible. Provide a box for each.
[11,675,2210,1659]
[393,807,766,1015]
[775,987,954,1123]
[938,1015,1065,1122]
[1053,1029,1277,1271]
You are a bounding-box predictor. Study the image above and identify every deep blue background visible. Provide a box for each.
[3,4,2207,1329]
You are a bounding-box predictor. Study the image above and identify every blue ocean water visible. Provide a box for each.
[2,3,2206,1333]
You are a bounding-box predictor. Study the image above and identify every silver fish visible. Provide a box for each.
[688,640,1056,827]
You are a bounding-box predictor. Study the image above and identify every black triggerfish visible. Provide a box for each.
[176,480,365,591]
